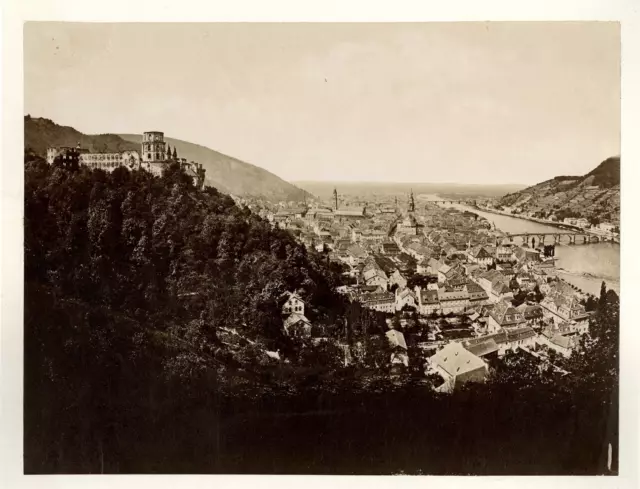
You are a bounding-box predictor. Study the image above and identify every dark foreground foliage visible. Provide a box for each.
[24,157,618,474]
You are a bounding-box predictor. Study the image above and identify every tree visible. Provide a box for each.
[489,350,550,388]
[24,155,621,475]
[391,313,402,330]
[598,281,607,310]
[532,284,544,303]
[509,277,520,291]
[582,294,598,312]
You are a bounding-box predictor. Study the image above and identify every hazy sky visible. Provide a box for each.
[24,22,620,185]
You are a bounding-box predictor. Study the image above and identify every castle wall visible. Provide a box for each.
[80,150,141,172]
[45,130,204,185]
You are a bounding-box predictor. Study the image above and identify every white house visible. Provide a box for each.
[503,325,537,352]
[415,286,440,315]
[386,329,408,349]
[437,287,470,314]
[437,263,451,284]
[598,222,617,233]
[395,287,418,311]
[468,245,494,267]
[537,324,580,357]
[417,259,430,275]
[362,267,389,289]
[496,244,515,262]
[486,300,526,333]
[283,313,312,338]
[386,329,409,367]
[361,292,395,313]
[575,218,590,229]
[282,292,305,316]
[430,342,488,392]
[389,270,408,289]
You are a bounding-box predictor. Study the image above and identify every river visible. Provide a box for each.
[422,196,620,296]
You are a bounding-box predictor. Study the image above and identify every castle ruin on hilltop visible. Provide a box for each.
[46,131,206,190]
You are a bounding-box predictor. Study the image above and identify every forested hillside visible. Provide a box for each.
[24,155,619,474]
[24,115,312,202]
[119,133,312,201]
[496,156,620,225]
[24,115,140,155]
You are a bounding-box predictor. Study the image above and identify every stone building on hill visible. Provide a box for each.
[47,145,140,172]
[46,130,206,189]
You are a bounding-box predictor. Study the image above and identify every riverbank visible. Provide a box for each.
[474,205,619,243]
[424,194,620,296]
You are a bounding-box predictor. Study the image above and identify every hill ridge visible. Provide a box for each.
[24,115,311,202]
[496,156,620,225]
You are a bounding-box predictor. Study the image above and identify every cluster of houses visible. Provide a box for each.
[392,274,590,392]
[480,202,618,237]
[271,192,593,391]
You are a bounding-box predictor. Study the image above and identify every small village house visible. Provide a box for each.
[487,300,526,333]
[283,313,312,338]
[281,292,305,316]
[430,342,488,393]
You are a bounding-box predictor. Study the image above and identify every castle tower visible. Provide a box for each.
[141,131,167,162]
[333,188,338,210]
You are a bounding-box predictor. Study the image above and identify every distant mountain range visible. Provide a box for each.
[24,116,312,202]
[496,156,620,225]
[294,181,528,200]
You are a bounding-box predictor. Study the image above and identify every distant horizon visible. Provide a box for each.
[292,179,531,187]
[25,112,540,186]
[25,112,612,189]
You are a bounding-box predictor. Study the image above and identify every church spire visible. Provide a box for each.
[409,188,415,213]
[333,187,338,210]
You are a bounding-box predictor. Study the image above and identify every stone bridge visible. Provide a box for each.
[425,199,492,207]
[501,232,603,246]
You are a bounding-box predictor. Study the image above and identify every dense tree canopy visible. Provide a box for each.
[24,157,620,475]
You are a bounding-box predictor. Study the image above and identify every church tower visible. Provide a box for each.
[408,189,415,213]
[333,187,338,210]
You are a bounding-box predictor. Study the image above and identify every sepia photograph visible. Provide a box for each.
[20,20,620,475]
